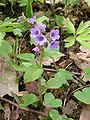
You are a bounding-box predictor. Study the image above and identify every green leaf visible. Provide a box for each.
[83,68,90,78]
[20,93,38,107]
[17,53,35,62]
[24,64,43,83]
[44,48,64,60]
[36,16,49,23]
[80,28,90,35]
[0,76,5,81]
[65,18,75,34]
[49,109,61,120]
[49,109,73,120]
[0,3,6,6]
[9,61,27,72]
[38,0,44,2]
[70,0,80,6]
[46,69,72,89]
[76,35,90,50]
[9,0,14,6]
[74,87,90,104]
[61,116,73,120]
[67,0,80,6]
[77,21,90,35]
[0,32,5,46]
[0,40,12,57]
[76,35,90,41]
[82,42,90,50]
[46,78,61,89]
[55,69,72,80]
[13,28,22,37]
[85,0,90,7]
[17,0,28,6]
[30,36,36,45]
[56,15,64,27]
[13,93,22,105]
[0,104,4,110]
[44,93,62,108]
[0,27,14,32]
[40,78,46,86]
[26,0,33,18]
[64,36,75,47]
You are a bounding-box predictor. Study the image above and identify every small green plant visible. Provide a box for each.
[64,18,90,49]
[6,15,74,119]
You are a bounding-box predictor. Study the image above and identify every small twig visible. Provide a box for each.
[71,71,81,75]
[73,75,86,86]
[44,68,57,72]
[70,85,90,96]
[65,62,73,69]
[0,97,47,117]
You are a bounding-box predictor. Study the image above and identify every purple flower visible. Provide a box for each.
[36,34,47,45]
[50,40,59,50]
[33,46,40,53]
[35,23,46,33]
[30,27,40,37]
[50,29,60,40]
[28,16,36,24]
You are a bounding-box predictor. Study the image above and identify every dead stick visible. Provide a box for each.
[0,97,47,117]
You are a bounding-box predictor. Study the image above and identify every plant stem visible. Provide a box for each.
[14,36,18,59]
[38,47,44,110]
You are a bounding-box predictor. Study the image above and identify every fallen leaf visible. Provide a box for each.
[25,81,39,95]
[62,100,77,115]
[0,59,18,97]
[69,46,90,82]
[4,104,11,120]
[79,105,90,120]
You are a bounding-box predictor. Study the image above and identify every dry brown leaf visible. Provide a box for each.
[79,105,90,120]
[69,46,90,82]
[0,59,18,97]
[62,100,77,115]
[10,108,19,120]
[4,104,11,120]
[6,36,15,46]
[25,81,39,96]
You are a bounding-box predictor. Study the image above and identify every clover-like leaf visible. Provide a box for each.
[83,68,90,78]
[46,69,72,89]
[20,93,38,107]
[74,87,90,104]
[44,92,62,108]
[49,109,61,120]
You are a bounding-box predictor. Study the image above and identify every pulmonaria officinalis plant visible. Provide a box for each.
[14,16,73,119]
[0,15,74,120]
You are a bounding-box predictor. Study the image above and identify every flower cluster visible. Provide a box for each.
[28,16,60,52]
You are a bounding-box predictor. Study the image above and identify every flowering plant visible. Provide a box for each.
[28,16,60,52]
